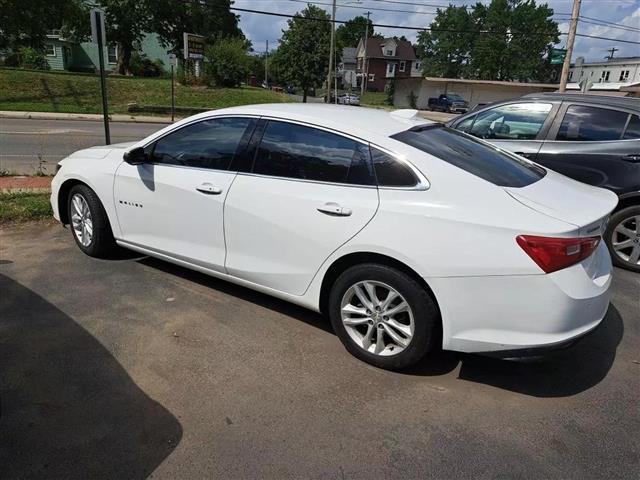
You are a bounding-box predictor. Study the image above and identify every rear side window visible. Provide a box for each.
[556,105,628,141]
[150,117,252,170]
[371,148,419,187]
[623,114,640,139]
[392,126,545,188]
[253,121,375,185]
[468,102,552,140]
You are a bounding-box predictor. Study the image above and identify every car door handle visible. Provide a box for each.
[196,183,223,195]
[514,151,534,159]
[317,202,352,217]
[622,154,640,163]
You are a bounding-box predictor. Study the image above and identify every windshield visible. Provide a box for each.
[391,125,546,188]
[447,94,464,101]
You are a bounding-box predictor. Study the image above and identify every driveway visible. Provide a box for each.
[1,223,638,478]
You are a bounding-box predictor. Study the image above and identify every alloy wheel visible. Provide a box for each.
[611,214,640,267]
[340,281,414,356]
[71,193,93,247]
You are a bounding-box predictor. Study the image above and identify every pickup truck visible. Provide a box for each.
[427,94,469,113]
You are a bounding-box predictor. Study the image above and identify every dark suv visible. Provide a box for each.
[448,93,640,272]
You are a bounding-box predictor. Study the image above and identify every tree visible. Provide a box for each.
[98,0,150,75]
[0,0,87,50]
[205,37,250,87]
[146,0,242,54]
[276,5,331,102]
[336,15,375,49]
[416,0,560,82]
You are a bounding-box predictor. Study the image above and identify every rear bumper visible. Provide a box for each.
[429,241,612,354]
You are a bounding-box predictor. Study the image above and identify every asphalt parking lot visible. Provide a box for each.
[1,222,638,479]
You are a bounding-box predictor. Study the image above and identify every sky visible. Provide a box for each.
[233,0,640,62]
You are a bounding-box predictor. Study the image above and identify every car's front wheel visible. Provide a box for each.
[329,264,440,370]
[67,184,116,258]
[605,205,640,272]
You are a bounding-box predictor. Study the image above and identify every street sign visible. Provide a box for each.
[90,8,107,47]
[168,53,178,67]
[550,48,567,65]
[183,33,205,60]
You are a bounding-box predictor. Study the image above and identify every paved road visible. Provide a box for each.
[0,118,166,174]
[1,222,638,479]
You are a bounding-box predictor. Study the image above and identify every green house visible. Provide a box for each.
[44,30,171,73]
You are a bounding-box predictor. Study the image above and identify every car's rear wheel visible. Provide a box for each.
[329,264,440,370]
[606,205,640,272]
[67,184,116,258]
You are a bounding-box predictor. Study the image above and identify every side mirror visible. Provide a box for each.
[123,147,148,165]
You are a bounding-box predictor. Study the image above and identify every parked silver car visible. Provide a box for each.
[338,93,361,106]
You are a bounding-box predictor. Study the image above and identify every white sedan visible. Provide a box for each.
[51,104,617,370]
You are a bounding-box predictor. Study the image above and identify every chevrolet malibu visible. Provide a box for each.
[51,104,617,370]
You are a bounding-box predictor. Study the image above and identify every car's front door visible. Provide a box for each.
[224,119,379,295]
[456,101,558,160]
[537,103,640,193]
[114,116,256,272]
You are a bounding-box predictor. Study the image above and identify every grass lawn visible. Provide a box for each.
[0,192,53,223]
[0,68,291,114]
[361,92,390,107]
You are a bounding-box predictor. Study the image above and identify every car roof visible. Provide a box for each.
[200,103,432,138]
[522,93,640,110]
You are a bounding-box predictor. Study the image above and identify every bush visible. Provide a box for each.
[204,37,250,88]
[408,91,418,109]
[18,47,50,70]
[129,52,164,77]
[385,80,395,106]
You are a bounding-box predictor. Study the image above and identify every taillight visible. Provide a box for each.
[516,235,601,273]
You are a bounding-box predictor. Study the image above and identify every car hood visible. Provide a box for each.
[66,141,137,160]
[505,169,618,232]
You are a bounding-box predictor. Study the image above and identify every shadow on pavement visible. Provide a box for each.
[0,273,182,479]
[407,304,624,398]
[138,257,623,398]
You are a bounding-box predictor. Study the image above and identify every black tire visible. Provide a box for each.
[328,264,440,370]
[67,184,116,258]
[605,205,640,272]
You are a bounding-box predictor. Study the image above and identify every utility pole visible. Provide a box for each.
[326,0,336,103]
[559,0,581,93]
[605,47,618,60]
[361,11,371,96]
[265,40,268,87]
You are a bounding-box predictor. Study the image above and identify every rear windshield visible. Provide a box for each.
[391,125,546,188]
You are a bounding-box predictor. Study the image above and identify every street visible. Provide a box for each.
[1,222,638,479]
[0,118,166,175]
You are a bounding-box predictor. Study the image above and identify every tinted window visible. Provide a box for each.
[371,148,418,187]
[456,115,475,133]
[392,126,545,188]
[151,117,252,169]
[469,103,552,140]
[556,105,628,141]
[623,114,640,140]
[254,121,374,185]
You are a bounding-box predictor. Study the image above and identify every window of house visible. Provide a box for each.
[370,148,418,187]
[466,103,553,140]
[385,49,393,56]
[568,71,573,81]
[253,121,375,185]
[623,114,640,140]
[619,70,630,81]
[556,105,628,141]
[45,44,55,56]
[387,63,396,76]
[392,125,546,188]
[149,117,253,170]
[368,73,375,82]
[600,70,610,82]
[107,45,118,64]
[399,61,406,72]
[357,58,362,70]
[414,61,421,70]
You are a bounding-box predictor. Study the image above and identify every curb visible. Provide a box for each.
[0,111,175,124]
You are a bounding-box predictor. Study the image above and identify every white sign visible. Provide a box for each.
[168,53,178,67]
[183,33,205,60]
[90,8,107,46]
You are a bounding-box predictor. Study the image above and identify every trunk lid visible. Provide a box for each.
[505,169,618,234]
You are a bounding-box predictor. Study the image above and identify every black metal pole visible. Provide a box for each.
[171,64,175,122]
[95,11,110,145]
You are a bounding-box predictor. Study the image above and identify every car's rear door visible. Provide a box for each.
[454,101,559,160]
[114,116,256,273]
[537,103,640,193]
[223,119,379,295]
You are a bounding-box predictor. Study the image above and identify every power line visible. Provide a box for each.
[287,0,438,15]
[226,5,640,44]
